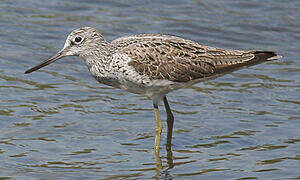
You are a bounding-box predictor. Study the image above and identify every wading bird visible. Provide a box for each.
[25,27,281,155]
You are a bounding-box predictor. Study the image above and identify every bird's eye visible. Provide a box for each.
[74,36,82,43]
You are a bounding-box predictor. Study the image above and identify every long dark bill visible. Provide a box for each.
[25,50,66,74]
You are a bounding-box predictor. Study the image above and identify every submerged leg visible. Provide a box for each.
[153,103,163,175]
[163,96,174,168]
[154,103,162,153]
[163,96,174,148]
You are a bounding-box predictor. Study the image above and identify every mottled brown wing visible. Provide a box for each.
[113,34,279,82]
[121,37,216,82]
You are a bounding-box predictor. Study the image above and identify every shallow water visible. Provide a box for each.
[0,0,299,179]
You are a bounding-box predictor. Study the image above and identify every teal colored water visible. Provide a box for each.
[0,0,299,179]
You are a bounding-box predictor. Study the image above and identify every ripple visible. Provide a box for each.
[0,0,299,179]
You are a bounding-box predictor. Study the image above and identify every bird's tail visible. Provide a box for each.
[253,51,282,61]
[214,50,282,75]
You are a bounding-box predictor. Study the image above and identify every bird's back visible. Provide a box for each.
[109,34,281,83]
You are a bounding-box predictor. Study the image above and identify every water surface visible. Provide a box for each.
[0,0,299,179]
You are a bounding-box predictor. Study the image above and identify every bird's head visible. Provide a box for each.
[25,26,106,74]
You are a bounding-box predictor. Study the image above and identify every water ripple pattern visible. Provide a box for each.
[0,0,299,179]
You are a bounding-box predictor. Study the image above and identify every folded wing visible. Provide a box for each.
[112,34,281,82]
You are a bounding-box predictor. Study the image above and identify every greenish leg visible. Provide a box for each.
[154,103,162,153]
[153,103,162,175]
[163,96,174,168]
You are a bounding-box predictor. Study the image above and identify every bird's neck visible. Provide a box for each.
[81,42,118,85]
[81,41,111,68]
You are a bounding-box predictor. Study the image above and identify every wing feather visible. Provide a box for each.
[110,34,279,82]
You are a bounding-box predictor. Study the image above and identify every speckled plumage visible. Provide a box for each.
[75,27,280,101]
[25,27,281,96]
[25,27,282,153]
[25,26,282,105]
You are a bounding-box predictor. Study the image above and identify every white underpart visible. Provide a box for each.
[85,52,213,106]
[85,52,219,105]
[108,53,176,97]
[85,53,176,105]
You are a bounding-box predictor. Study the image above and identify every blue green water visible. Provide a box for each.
[0,0,299,179]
